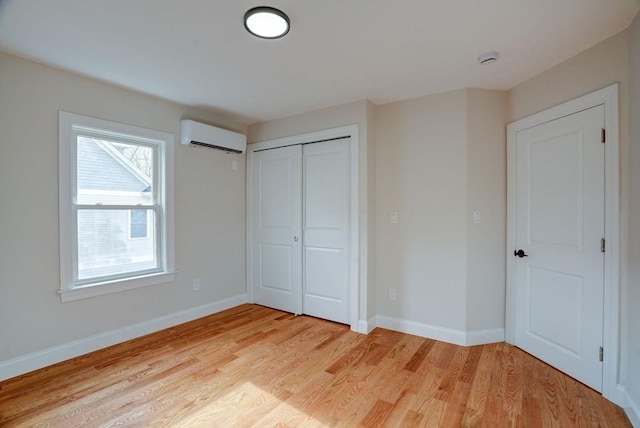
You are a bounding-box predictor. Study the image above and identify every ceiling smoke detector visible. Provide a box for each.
[478,51,499,65]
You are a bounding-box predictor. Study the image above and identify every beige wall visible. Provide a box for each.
[466,89,508,331]
[0,52,247,362]
[247,100,375,325]
[375,90,469,331]
[248,100,366,143]
[623,11,640,412]
[366,101,378,323]
[508,30,629,124]
[375,89,507,334]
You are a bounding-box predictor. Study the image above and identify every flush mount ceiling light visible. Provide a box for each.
[478,51,499,65]
[244,6,290,39]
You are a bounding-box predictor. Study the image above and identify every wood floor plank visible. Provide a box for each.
[399,409,424,427]
[403,338,436,372]
[360,399,394,427]
[253,371,335,427]
[434,346,470,402]
[0,304,631,427]
[331,336,423,427]
[309,361,379,425]
[458,345,483,385]
[440,381,471,428]
[324,336,382,375]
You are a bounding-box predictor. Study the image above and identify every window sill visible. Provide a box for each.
[59,271,175,303]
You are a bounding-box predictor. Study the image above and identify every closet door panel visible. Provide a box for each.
[251,145,302,314]
[303,138,350,324]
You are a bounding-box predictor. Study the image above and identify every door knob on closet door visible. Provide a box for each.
[294,236,299,242]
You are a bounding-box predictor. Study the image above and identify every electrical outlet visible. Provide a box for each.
[473,210,481,224]
[388,288,397,300]
[192,278,200,291]
[391,211,398,224]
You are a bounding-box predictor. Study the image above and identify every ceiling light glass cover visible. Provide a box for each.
[244,7,290,39]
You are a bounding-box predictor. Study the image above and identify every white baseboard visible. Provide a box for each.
[355,316,377,334]
[355,320,368,334]
[0,294,247,382]
[376,315,465,345]
[622,385,640,428]
[465,328,505,346]
[375,315,504,347]
[606,384,630,410]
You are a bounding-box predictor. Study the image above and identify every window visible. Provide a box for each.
[59,112,174,302]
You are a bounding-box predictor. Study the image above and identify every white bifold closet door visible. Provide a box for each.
[302,139,350,323]
[251,138,350,324]
[251,144,303,315]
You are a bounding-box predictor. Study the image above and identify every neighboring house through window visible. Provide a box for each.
[129,209,149,239]
[59,112,175,302]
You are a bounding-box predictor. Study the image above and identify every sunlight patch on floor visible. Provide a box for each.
[169,381,328,427]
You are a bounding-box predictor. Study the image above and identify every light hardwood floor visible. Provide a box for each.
[0,304,631,427]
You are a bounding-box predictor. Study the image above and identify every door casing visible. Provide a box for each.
[506,84,620,403]
[247,125,362,332]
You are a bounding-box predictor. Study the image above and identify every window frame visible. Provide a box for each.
[59,111,175,302]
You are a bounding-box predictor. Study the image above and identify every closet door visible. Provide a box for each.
[251,145,302,314]
[303,138,350,324]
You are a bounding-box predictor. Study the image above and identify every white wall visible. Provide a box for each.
[0,52,247,366]
[247,100,375,327]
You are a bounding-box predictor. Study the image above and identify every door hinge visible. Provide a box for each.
[601,128,606,143]
[601,238,606,253]
[599,346,604,362]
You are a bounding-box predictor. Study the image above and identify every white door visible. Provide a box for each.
[251,145,302,315]
[303,138,350,324]
[514,105,605,391]
[250,139,351,324]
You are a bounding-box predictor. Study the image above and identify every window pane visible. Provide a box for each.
[130,209,148,238]
[76,136,154,205]
[77,209,157,281]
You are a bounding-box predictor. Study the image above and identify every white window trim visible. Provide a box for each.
[59,111,175,303]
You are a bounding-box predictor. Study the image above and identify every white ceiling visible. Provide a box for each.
[1,0,638,124]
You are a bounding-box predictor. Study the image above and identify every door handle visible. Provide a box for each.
[294,236,299,242]
[514,249,528,258]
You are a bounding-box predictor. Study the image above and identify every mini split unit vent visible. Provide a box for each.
[180,120,247,154]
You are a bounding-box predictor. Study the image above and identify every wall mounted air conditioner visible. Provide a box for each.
[180,120,247,154]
